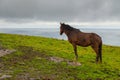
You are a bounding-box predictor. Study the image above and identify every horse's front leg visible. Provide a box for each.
[72,43,78,61]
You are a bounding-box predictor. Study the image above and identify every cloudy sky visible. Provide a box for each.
[0,0,120,28]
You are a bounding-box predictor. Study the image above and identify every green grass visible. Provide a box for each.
[0,33,120,80]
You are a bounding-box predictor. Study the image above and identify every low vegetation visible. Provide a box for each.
[0,33,120,80]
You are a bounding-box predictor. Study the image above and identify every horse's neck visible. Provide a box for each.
[64,30,71,36]
[64,29,77,35]
[65,29,82,35]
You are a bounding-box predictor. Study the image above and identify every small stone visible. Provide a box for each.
[50,57,64,63]
[29,78,36,80]
[0,49,16,57]
[29,77,41,80]
[67,61,81,66]
[0,75,12,79]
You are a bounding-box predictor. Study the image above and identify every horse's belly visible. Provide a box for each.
[76,39,91,47]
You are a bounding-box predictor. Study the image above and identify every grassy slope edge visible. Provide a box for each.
[0,33,120,80]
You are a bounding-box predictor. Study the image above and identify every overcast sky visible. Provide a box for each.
[0,0,120,28]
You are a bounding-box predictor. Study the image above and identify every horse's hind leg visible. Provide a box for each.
[91,45,99,63]
[99,43,102,63]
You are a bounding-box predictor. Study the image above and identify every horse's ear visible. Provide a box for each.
[60,22,65,25]
[60,22,64,25]
[60,22,62,25]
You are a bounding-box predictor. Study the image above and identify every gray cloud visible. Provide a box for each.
[0,0,120,22]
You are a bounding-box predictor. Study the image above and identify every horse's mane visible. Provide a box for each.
[62,23,81,32]
[62,24,77,31]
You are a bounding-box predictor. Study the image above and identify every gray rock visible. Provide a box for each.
[0,49,16,57]
[67,61,81,66]
[0,75,12,79]
[50,57,64,63]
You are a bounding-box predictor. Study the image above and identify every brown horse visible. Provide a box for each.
[60,23,102,63]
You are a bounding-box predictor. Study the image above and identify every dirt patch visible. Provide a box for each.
[0,49,16,57]
[49,57,81,66]
[0,45,81,66]
[50,57,64,63]
[67,61,81,66]
[0,74,12,80]
[17,46,50,59]
[15,74,55,80]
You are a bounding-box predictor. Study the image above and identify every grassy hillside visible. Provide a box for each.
[0,33,120,80]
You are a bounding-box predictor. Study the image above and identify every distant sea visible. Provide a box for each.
[0,28,120,46]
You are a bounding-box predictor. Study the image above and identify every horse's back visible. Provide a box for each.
[67,29,102,47]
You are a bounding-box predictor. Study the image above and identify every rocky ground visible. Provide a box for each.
[49,56,81,66]
[0,47,81,80]
[0,47,16,79]
[0,49,16,57]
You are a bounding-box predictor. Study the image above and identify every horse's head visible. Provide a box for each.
[60,22,65,35]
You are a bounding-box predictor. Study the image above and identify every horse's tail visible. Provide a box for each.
[99,42,102,63]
